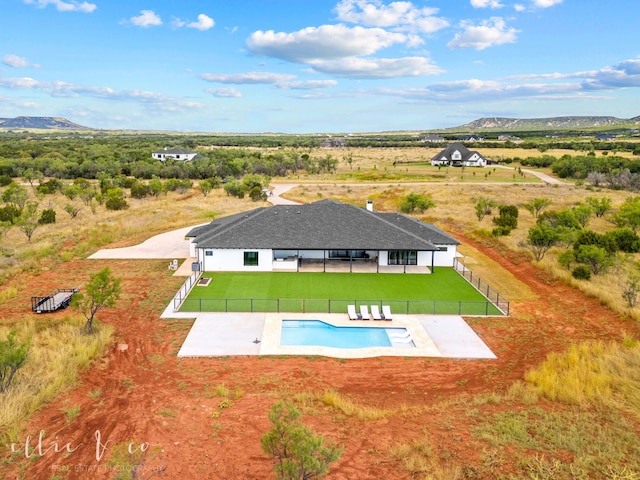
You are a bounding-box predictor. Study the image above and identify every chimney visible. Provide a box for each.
[366,200,373,212]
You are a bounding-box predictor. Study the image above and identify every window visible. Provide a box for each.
[205,250,213,256]
[244,251,259,266]
[388,250,417,265]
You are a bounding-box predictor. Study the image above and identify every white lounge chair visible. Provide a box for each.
[347,305,359,321]
[360,305,371,320]
[371,305,383,320]
[382,305,393,320]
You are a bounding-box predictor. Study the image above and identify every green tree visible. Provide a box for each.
[399,193,435,214]
[1,182,29,211]
[474,197,496,222]
[38,208,56,225]
[261,401,343,480]
[574,245,614,275]
[105,188,128,211]
[22,168,43,187]
[571,204,594,229]
[73,267,122,334]
[520,225,559,261]
[199,179,213,197]
[148,176,165,197]
[224,181,245,198]
[614,197,640,231]
[523,197,551,218]
[492,205,518,235]
[17,201,40,242]
[586,196,612,218]
[0,331,29,393]
[64,203,81,219]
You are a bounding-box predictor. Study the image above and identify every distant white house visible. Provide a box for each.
[152,147,199,162]
[185,199,460,273]
[431,142,487,167]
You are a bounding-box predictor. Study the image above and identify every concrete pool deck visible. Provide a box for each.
[170,309,496,359]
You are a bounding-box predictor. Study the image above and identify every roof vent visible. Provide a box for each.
[366,200,373,212]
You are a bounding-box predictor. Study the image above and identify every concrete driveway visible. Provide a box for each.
[88,225,196,260]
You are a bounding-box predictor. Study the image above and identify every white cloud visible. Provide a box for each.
[206,87,242,98]
[200,72,296,85]
[514,4,526,11]
[247,24,407,63]
[174,13,215,31]
[447,17,518,50]
[277,80,338,90]
[128,10,162,28]
[2,54,39,68]
[533,0,563,7]
[334,0,449,33]
[470,0,504,8]
[0,74,201,111]
[23,0,96,13]
[309,56,444,79]
[188,14,215,31]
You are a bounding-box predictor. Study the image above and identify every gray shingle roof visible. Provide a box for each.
[152,147,197,155]
[187,199,459,251]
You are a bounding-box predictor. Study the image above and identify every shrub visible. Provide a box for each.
[572,265,592,280]
[492,205,518,235]
[261,401,343,480]
[38,209,56,225]
[0,330,29,393]
[0,175,12,187]
[105,189,128,211]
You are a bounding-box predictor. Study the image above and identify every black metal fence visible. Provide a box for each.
[453,258,509,315]
[177,297,503,315]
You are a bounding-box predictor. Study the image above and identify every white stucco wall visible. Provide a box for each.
[432,245,457,267]
[201,248,273,271]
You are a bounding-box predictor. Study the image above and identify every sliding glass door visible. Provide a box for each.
[388,250,417,265]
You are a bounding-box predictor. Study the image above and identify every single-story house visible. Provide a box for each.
[431,142,487,167]
[186,199,459,273]
[421,134,445,143]
[152,147,199,162]
[596,133,616,141]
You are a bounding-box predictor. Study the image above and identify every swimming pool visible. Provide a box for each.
[281,320,411,349]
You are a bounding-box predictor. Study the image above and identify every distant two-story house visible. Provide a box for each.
[152,147,199,162]
[430,142,488,167]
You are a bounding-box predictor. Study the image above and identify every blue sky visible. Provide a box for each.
[1,0,639,133]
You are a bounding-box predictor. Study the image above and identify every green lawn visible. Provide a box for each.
[180,269,504,315]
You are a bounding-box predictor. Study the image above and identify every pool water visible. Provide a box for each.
[281,320,409,349]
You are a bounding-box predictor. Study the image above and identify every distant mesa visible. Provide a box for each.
[0,114,638,134]
[457,115,640,131]
[0,116,91,130]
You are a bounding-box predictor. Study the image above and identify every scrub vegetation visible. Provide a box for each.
[1,132,640,478]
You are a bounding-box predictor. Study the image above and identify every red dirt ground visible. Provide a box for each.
[2,234,640,479]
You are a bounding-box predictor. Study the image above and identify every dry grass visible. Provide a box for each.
[523,339,640,412]
[0,316,113,442]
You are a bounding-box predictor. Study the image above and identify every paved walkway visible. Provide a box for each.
[172,310,496,359]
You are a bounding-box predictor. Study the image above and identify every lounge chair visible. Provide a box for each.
[360,305,371,320]
[382,305,393,320]
[347,305,359,321]
[371,305,383,320]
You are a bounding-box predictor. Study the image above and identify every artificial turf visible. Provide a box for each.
[180,268,504,315]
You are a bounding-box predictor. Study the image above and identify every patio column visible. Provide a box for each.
[297,250,300,272]
[431,250,435,272]
[323,249,326,272]
[377,251,379,273]
[349,251,353,273]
